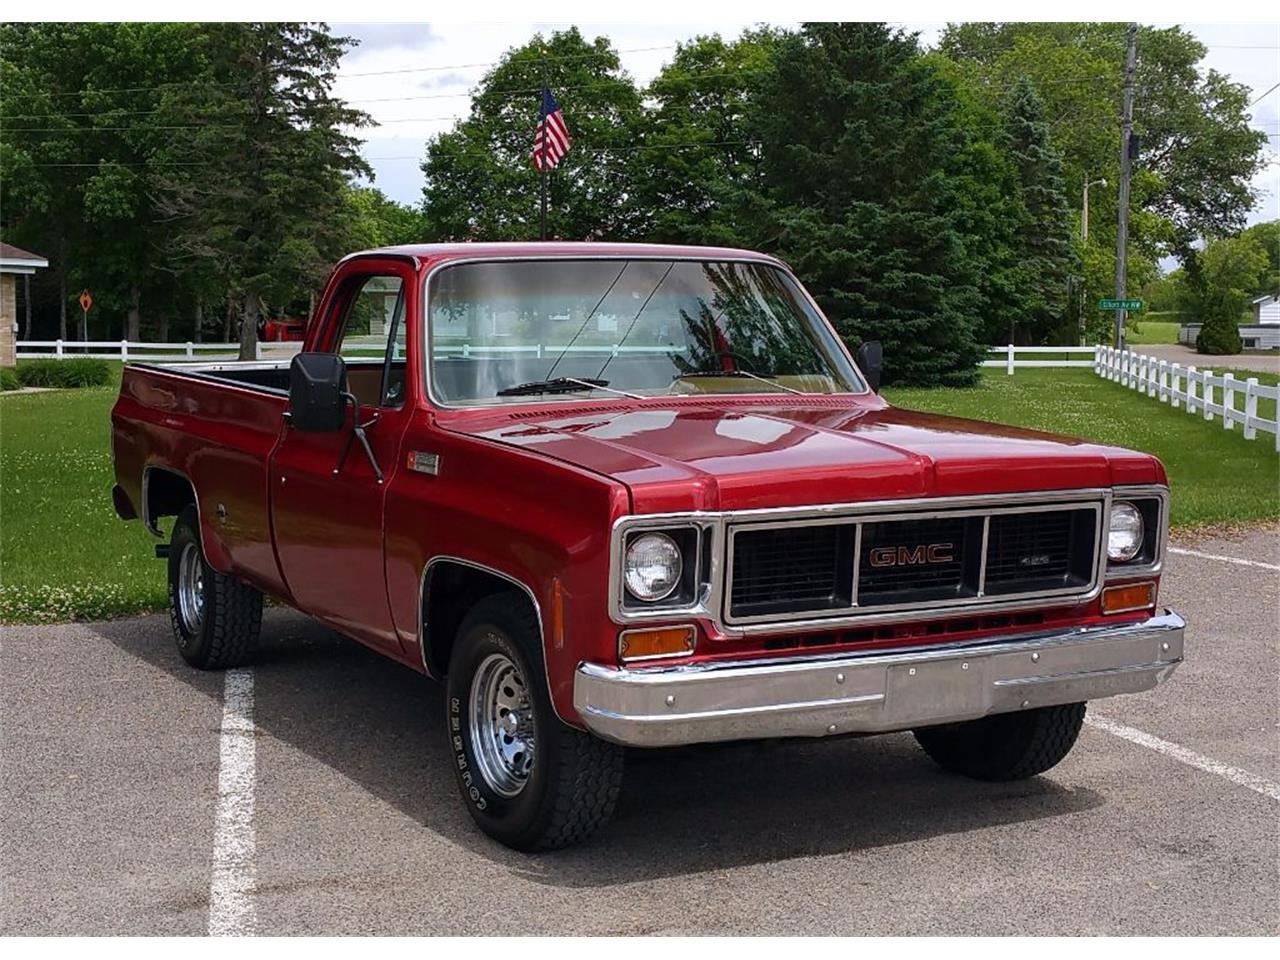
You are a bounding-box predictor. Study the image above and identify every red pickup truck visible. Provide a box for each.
[111,242,1184,850]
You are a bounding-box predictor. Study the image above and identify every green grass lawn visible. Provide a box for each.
[1,372,165,623]
[1125,320,1182,345]
[2,366,1276,624]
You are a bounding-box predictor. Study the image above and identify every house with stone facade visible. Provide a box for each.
[1,242,49,367]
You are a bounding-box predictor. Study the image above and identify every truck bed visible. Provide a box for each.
[111,360,294,597]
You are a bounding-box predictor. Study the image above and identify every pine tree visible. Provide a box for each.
[1002,78,1074,343]
[158,23,370,359]
[752,23,987,386]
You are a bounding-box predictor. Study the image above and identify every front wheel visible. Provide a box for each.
[446,595,623,851]
[913,702,1086,781]
[167,505,262,669]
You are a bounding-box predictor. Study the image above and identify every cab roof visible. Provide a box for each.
[350,241,786,269]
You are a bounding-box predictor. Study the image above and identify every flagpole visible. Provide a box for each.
[539,55,548,241]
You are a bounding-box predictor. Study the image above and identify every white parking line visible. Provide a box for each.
[1086,714,1280,802]
[208,668,256,936]
[1167,547,1280,571]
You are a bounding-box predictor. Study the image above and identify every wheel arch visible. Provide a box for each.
[142,465,198,538]
[143,465,233,571]
[419,556,545,681]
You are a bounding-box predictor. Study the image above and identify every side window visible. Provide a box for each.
[336,275,406,408]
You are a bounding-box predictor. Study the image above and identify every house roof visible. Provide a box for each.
[1251,294,1279,305]
[0,242,49,273]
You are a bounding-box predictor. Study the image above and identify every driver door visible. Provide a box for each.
[269,259,416,652]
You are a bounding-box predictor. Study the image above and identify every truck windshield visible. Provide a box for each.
[427,258,865,405]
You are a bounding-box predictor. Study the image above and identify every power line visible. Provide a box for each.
[339,44,676,79]
[2,124,242,132]
[0,43,681,101]
[1250,81,1280,107]
[19,139,759,166]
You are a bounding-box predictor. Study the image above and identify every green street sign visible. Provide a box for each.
[1098,298,1143,311]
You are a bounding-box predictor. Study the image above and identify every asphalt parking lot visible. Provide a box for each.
[2,526,1276,936]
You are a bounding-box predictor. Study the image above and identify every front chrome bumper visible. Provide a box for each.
[574,610,1185,747]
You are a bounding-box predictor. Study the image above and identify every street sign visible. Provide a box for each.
[78,290,93,313]
[1099,298,1142,311]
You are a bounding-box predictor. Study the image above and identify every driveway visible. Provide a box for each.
[1131,344,1280,376]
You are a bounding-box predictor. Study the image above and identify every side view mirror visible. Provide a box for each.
[289,352,348,432]
[855,340,883,393]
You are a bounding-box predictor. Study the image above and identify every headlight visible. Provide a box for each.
[1108,502,1144,562]
[624,533,683,602]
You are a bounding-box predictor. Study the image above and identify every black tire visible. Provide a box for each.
[167,505,262,670]
[913,702,1086,781]
[446,594,623,851]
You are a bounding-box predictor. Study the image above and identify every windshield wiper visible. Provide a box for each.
[496,376,612,397]
[673,369,805,395]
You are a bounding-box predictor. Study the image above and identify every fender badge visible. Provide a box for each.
[408,451,440,475]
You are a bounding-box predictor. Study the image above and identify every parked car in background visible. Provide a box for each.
[259,316,307,342]
[110,242,1185,850]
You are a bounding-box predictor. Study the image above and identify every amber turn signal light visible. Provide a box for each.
[1101,581,1156,615]
[619,626,696,662]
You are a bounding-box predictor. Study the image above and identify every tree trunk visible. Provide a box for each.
[223,296,233,342]
[23,274,32,339]
[58,234,68,340]
[157,311,169,342]
[193,297,204,343]
[238,291,260,361]
[125,286,142,341]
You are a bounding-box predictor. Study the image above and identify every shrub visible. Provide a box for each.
[0,367,20,391]
[15,357,111,389]
[1195,316,1242,355]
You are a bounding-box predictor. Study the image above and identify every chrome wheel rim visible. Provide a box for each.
[469,651,535,798]
[177,542,205,635]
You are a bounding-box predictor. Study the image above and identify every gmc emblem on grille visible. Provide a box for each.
[868,543,955,568]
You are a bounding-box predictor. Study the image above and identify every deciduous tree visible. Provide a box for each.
[421,28,645,242]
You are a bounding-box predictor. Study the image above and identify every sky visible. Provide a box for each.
[332,21,1280,227]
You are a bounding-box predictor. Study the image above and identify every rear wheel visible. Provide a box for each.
[446,595,623,851]
[167,506,262,669]
[913,702,1086,781]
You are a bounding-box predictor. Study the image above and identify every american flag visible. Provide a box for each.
[532,88,571,171]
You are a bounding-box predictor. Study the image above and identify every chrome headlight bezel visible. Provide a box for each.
[1104,487,1167,577]
[611,520,711,619]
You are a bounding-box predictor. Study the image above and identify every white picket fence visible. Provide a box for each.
[983,345,1097,372]
[1094,345,1279,450]
[14,338,1276,450]
[17,339,248,361]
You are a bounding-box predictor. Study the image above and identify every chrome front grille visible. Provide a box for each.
[726,500,1103,625]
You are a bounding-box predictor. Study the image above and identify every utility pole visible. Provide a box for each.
[1114,22,1137,349]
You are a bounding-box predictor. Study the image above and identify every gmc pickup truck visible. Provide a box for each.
[111,242,1185,850]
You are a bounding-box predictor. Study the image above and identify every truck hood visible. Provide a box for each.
[456,398,1160,512]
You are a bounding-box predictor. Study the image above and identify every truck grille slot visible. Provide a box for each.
[730,524,855,618]
[726,501,1100,623]
[983,509,1095,595]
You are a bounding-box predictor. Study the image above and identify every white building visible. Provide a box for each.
[1250,294,1279,325]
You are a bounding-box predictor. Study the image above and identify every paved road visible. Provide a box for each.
[1132,344,1280,376]
[2,527,1277,935]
